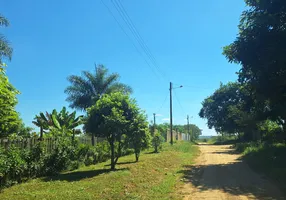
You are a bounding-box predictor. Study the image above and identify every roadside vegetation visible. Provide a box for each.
[199,0,286,191]
[0,12,201,197]
[0,142,199,200]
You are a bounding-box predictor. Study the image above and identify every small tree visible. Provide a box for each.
[152,131,164,153]
[85,92,138,170]
[127,112,151,162]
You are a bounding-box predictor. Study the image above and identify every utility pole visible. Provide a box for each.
[187,115,190,141]
[153,113,156,135]
[170,82,173,145]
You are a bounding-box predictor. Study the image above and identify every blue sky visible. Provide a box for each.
[2,0,245,136]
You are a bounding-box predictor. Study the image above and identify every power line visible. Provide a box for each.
[156,91,169,114]
[180,84,214,90]
[100,0,163,81]
[111,0,169,81]
[173,89,186,116]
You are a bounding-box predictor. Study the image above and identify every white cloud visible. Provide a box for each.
[156,114,163,117]
[162,118,170,121]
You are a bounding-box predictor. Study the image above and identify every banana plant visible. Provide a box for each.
[32,112,53,139]
[33,107,83,139]
[49,107,83,137]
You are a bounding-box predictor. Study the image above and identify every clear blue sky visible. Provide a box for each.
[2,0,245,136]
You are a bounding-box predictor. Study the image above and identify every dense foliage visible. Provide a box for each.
[0,138,133,188]
[32,107,83,139]
[85,92,150,170]
[200,1,286,142]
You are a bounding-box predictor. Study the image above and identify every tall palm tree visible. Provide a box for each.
[65,64,132,111]
[0,14,13,66]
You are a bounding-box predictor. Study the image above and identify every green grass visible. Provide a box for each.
[234,142,286,191]
[0,142,199,200]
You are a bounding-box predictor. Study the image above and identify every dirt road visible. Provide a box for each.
[182,144,284,200]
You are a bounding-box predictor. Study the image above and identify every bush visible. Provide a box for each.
[152,132,164,153]
[0,147,27,187]
[0,137,129,189]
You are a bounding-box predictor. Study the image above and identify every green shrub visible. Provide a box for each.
[152,132,164,153]
[0,146,27,187]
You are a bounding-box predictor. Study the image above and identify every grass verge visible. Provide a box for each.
[0,141,199,200]
[234,142,286,191]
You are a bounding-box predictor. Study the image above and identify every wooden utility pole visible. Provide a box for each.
[153,113,156,135]
[187,115,190,141]
[170,82,173,145]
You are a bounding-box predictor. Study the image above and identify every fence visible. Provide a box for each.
[166,129,191,142]
[0,136,103,153]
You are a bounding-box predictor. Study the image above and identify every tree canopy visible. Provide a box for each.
[85,92,149,169]
[65,65,132,111]
[0,14,12,68]
[223,0,286,132]
[0,71,20,137]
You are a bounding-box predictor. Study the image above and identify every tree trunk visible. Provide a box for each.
[135,152,140,162]
[40,127,43,140]
[91,132,95,146]
[110,136,115,170]
[114,141,121,164]
[72,130,75,143]
[282,121,286,142]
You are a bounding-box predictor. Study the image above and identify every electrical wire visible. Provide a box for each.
[100,0,163,81]
[111,0,169,82]
[156,91,169,114]
[173,89,186,116]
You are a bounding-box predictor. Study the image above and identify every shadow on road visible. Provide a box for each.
[179,147,284,200]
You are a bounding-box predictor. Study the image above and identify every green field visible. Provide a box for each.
[0,142,199,200]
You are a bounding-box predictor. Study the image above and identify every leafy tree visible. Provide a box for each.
[85,92,138,170]
[223,0,286,136]
[65,65,132,111]
[199,82,249,136]
[189,124,202,141]
[0,14,13,68]
[152,131,164,153]
[0,71,20,137]
[127,112,151,162]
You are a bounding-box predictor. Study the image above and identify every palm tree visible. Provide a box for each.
[65,65,132,111]
[0,14,13,66]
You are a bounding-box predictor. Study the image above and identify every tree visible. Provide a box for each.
[223,0,286,136]
[65,65,132,111]
[127,112,151,162]
[0,70,20,137]
[85,92,138,170]
[0,14,13,68]
[152,131,164,153]
[199,82,267,141]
